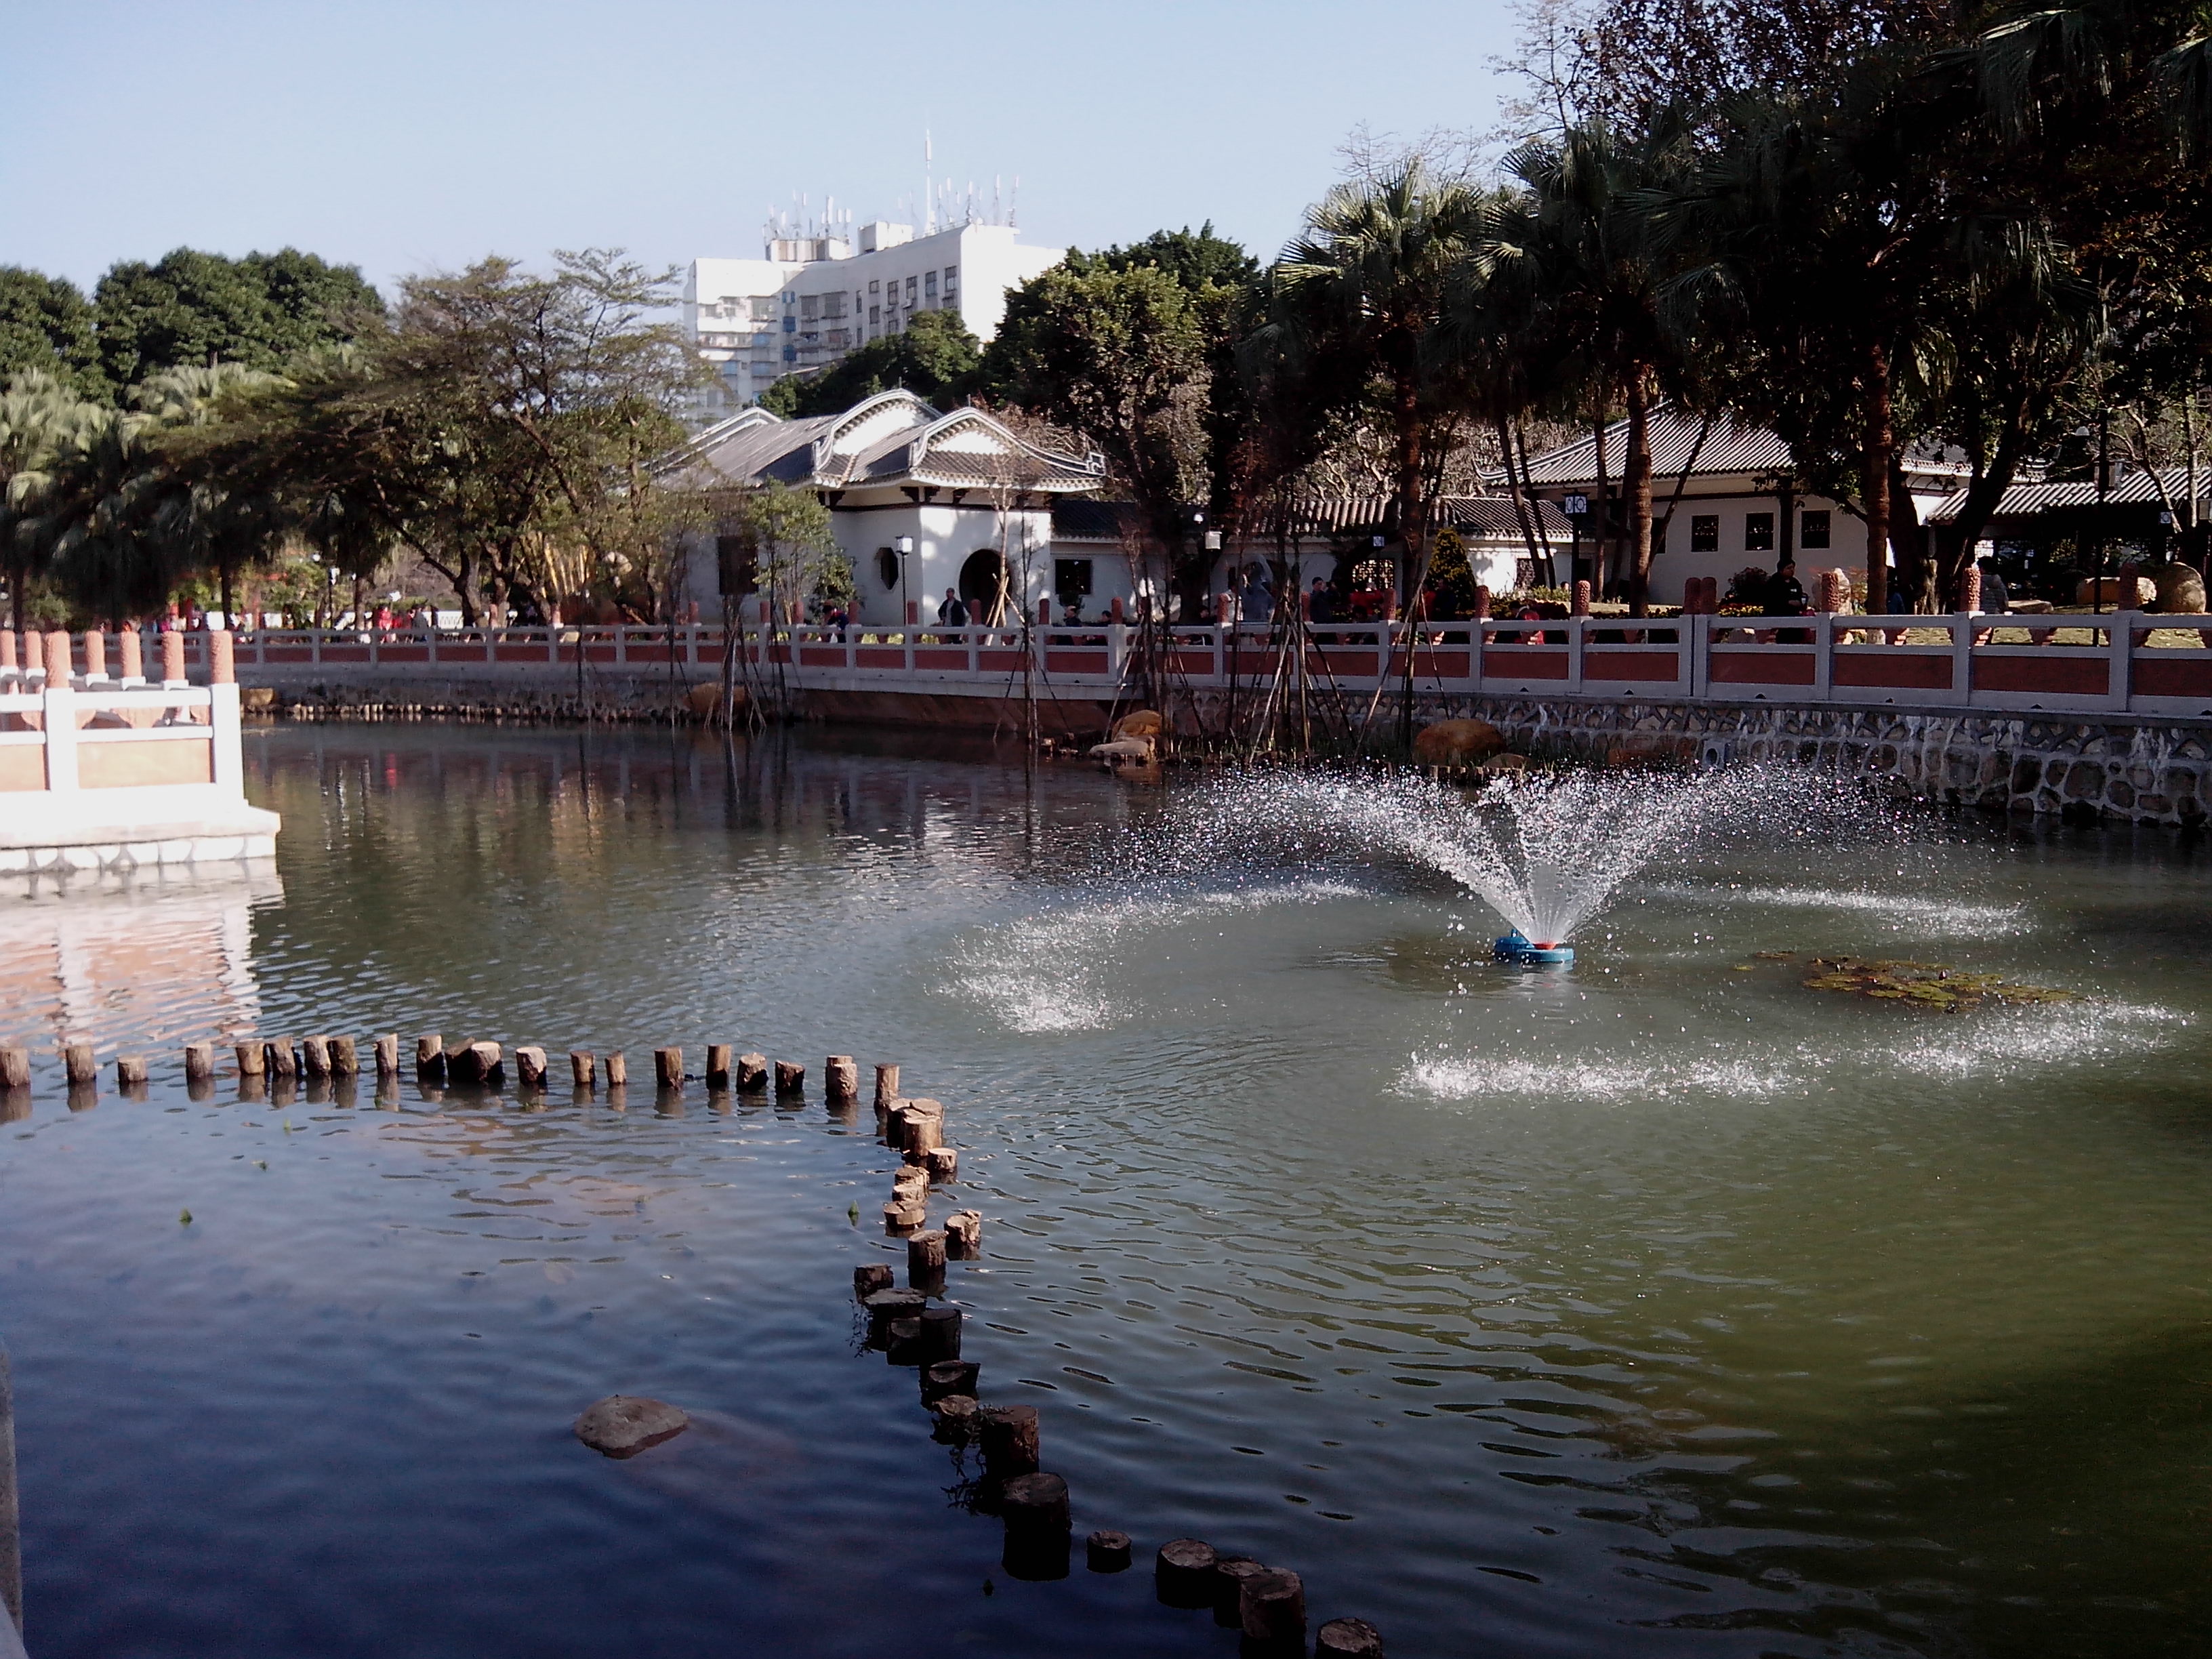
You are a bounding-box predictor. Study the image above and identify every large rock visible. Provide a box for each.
[1113,709,1163,740]
[1411,718,1505,765]
[2152,562,2207,614]
[573,1394,690,1458]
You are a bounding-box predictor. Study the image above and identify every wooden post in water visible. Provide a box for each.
[925,1147,958,1183]
[907,1229,947,1281]
[1317,1617,1385,1656]
[1000,1472,1070,1538]
[234,1041,264,1079]
[329,1036,359,1076]
[63,1044,96,1086]
[0,1047,25,1090]
[922,1359,979,1401]
[514,1046,548,1087]
[569,1050,595,1088]
[1155,1539,1218,1608]
[654,1048,683,1088]
[1087,1530,1133,1573]
[825,1056,858,1104]
[603,1052,627,1087]
[115,1055,148,1089]
[853,1263,894,1299]
[265,1038,298,1080]
[979,1405,1040,1477]
[874,1063,900,1109]
[374,1035,399,1078]
[181,1042,214,1083]
[302,1037,332,1078]
[917,1304,960,1362]
[736,1052,767,1090]
[946,1210,983,1260]
[774,1060,804,1094]
[415,1035,445,1080]
[1241,1571,1307,1647]
[705,1044,732,1088]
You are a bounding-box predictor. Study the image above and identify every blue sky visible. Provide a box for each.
[1,0,1521,297]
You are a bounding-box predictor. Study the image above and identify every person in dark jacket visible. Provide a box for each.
[1763,558,1810,642]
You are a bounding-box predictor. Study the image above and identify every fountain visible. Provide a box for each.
[1170,765,1893,968]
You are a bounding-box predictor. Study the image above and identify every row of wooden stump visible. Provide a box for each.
[1,1039,884,1102]
[851,1096,1380,1658]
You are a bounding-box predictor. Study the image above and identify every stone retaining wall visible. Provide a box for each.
[1410,693,2211,825]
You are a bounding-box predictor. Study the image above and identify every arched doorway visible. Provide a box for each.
[958,550,1009,622]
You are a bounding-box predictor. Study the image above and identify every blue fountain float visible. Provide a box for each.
[1493,930,1575,968]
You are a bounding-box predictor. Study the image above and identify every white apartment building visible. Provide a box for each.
[682,220,1063,422]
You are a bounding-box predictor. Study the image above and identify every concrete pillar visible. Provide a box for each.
[1958,565,1982,614]
[0,633,13,680]
[19,632,39,684]
[1572,581,1592,617]
[160,631,186,687]
[43,632,70,685]
[117,629,143,684]
[209,629,236,683]
[81,631,106,683]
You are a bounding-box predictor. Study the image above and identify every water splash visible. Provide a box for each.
[1168,769,1900,945]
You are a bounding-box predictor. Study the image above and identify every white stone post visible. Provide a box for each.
[41,685,77,792]
[211,683,244,793]
[2109,612,2134,712]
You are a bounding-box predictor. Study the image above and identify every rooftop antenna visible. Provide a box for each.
[924,129,934,234]
[1010,175,1019,229]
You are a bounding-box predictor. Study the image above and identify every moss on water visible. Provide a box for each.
[1799,957,2077,1011]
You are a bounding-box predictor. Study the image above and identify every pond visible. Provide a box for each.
[3,724,2209,1658]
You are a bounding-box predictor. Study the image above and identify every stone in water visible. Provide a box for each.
[573,1394,689,1458]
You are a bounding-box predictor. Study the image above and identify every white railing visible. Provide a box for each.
[0,680,239,795]
[47,613,2212,720]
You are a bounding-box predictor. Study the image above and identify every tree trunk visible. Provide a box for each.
[1495,413,1542,580]
[1863,342,1894,615]
[1393,375,1425,593]
[1624,372,1655,616]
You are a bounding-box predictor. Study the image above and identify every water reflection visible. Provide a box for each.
[2,724,2208,1659]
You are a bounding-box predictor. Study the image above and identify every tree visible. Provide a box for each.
[0,270,103,398]
[1273,160,1490,583]
[0,370,100,628]
[979,262,1216,609]
[93,247,384,390]
[1067,222,1260,293]
[762,309,981,418]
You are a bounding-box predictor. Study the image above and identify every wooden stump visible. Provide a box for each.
[374,1035,400,1078]
[569,1050,594,1088]
[602,1051,626,1088]
[183,1042,215,1083]
[449,1041,502,1085]
[736,1052,768,1090]
[903,1115,944,1162]
[921,1359,979,1403]
[415,1035,445,1080]
[945,1210,983,1261]
[907,1229,948,1280]
[115,1054,148,1088]
[918,1304,962,1363]
[929,1393,980,1444]
[874,1062,900,1108]
[329,1036,359,1076]
[980,1405,1040,1477]
[1000,1472,1070,1535]
[61,1042,96,1085]
[653,1047,683,1088]
[825,1056,858,1103]
[302,1037,332,1078]
[775,1060,805,1094]
[862,1287,926,1345]
[515,1046,548,1087]
[705,1044,732,1087]
[1317,1616,1385,1657]
[925,1146,958,1183]
[882,1200,926,1233]
[234,1041,265,1078]
[1241,1570,1307,1645]
[1155,1538,1218,1608]
[265,1039,299,1080]
[0,1045,27,1088]
[1211,1558,1269,1628]
[1086,1530,1132,1572]
[853,1263,895,1300]
[885,1316,925,1365]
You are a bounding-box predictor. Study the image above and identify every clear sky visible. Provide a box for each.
[0,0,1522,298]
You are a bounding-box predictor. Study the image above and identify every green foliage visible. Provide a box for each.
[733,483,847,615]
[0,270,103,398]
[1425,527,1482,617]
[773,310,982,419]
[978,263,1216,592]
[1066,223,1258,293]
[93,247,384,389]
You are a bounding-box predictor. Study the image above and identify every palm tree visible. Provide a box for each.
[1273,159,1490,582]
[1486,117,1703,615]
[0,371,98,629]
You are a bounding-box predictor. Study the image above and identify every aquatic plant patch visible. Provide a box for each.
[1797,956,2078,1010]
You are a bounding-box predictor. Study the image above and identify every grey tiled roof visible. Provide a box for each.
[1522,407,1971,488]
[1926,466,2212,523]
